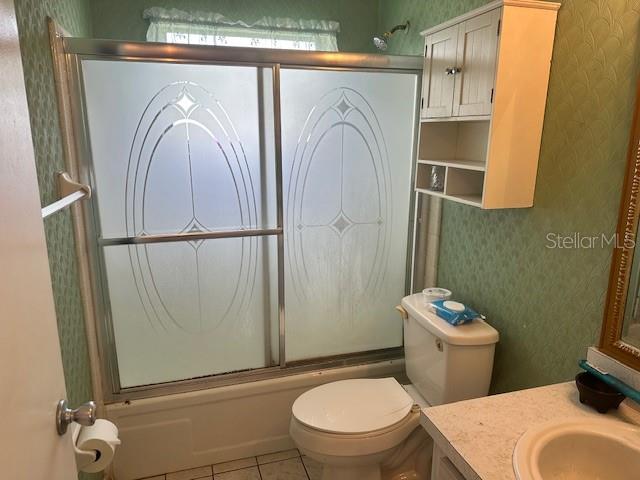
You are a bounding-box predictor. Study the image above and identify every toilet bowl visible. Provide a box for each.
[289,293,500,480]
[290,378,432,480]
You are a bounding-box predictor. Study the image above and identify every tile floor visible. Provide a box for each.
[138,448,322,480]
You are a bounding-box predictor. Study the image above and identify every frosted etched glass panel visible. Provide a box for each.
[104,237,278,387]
[81,60,276,238]
[81,59,278,387]
[281,69,418,361]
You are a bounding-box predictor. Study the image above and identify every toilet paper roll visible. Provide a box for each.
[75,419,121,473]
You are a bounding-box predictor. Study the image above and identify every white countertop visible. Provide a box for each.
[420,382,640,480]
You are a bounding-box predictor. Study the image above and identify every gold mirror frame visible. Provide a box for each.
[600,81,640,370]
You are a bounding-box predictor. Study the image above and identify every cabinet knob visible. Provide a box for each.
[445,67,462,75]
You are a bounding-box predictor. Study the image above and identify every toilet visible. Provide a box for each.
[289,293,499,480]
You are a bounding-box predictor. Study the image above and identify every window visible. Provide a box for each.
[144,8,340,51]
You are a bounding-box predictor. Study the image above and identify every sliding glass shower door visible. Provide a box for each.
[73,46,419,395]
[81,61,279,388]
[281,69,417,361]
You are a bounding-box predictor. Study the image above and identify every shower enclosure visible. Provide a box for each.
[63,39,421,400]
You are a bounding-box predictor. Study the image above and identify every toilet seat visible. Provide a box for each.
[292,378,415,434]
[290,405,421,458]
[289,378,432,479]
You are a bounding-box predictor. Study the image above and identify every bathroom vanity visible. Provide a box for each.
[420,382,640,480]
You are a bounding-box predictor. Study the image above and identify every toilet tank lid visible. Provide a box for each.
[401,293,499,346]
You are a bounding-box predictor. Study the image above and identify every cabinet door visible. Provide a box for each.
[453,9,501,117]
[421,25,458,118]
[437,457,465,480]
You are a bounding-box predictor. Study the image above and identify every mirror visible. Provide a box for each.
[601,80,640,370]
[624,252,640,347]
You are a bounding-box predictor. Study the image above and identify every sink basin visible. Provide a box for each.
[513,417,640,480]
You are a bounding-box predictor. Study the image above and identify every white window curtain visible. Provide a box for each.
[144,7,340,51]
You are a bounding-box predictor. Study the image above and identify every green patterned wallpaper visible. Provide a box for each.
[378,0,491,55]
[380,0,640,392]
[14,0,95,451]
[90,0,379,52]
[14,0,640,434]
[15,1,101,478]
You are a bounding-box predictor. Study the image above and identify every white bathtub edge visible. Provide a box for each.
[106,359,405,479]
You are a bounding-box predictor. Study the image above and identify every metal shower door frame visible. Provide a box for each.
[62,38,422,402]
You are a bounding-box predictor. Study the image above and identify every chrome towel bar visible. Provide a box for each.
[99,228,283,247]
[41,172,91,219]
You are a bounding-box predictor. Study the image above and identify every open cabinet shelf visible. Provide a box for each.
[416,188,483,208]
[420,114,491,123]
[416,162,485,208]
[417,159,486,172]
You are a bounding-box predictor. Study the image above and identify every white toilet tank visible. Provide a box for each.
[401,293,499,406]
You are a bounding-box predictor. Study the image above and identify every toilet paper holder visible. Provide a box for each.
[56,399,96,435]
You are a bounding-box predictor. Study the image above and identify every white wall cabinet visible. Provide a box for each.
[453,9,500,117]
[416,0,560,209]
[422,9,500,119]
[422,25,458,118]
